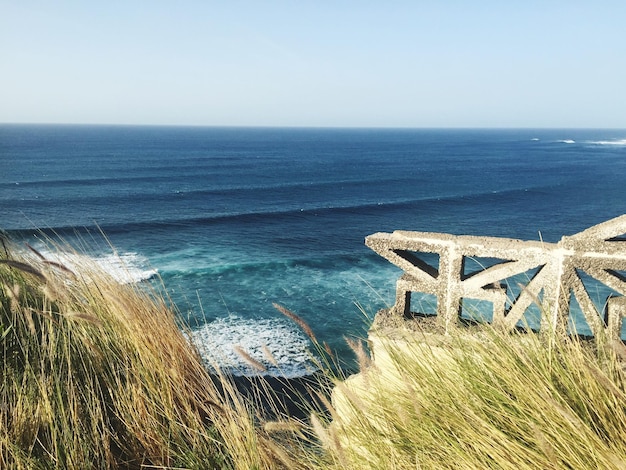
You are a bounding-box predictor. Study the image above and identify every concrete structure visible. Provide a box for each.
[366,215,626,340]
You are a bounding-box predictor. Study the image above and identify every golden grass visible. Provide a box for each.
[318,324,626,469]
[5,230,626,470]
[0,233,299,469]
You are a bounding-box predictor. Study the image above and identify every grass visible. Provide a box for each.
[2,230,626,469]
[0,233,302,469]
[320,324,626,469]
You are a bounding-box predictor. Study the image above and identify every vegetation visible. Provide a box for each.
[318,325,626,469]
[0,233,303,469]
[2,231,626,469]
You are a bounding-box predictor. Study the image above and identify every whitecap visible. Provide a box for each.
[93,252,158,284]
[587,139,626,146]
[31,247,157,284]
[190,316,315,377]
[557,139,576,144]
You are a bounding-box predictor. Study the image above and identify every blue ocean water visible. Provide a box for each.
[2,125,626,375]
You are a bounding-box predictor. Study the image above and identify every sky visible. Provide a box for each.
[1,1,625,128]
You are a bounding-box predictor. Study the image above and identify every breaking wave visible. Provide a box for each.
[31,246,158,284]
[190,316,316,377]
[587,139,626,146]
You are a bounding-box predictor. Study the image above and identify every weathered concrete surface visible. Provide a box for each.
[366,215,626,339]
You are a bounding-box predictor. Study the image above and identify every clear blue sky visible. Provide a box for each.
[2,1,625,128]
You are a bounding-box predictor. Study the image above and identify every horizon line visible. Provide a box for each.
[2,122,626,131]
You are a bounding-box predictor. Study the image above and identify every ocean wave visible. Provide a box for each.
[29,246,157,284]
[92,252,158,284]
[156,250,380,284]
[7,184,558,237]
[2,174,417,199]
[190,316,315,377]
[557,139,576,144]
[586,139,626,146]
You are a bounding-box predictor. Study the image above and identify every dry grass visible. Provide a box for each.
[5,229,626,470]
[317,323,626,469]
[0,233,302,469]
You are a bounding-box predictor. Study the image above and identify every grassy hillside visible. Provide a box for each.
[2,231,626,469]
[0,233,313,469]
[318,323,626,469]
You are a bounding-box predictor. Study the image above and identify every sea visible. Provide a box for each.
[2,125,626,376]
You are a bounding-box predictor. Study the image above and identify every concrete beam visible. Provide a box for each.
[366,215,626,340]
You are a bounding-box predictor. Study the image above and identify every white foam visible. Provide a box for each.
[93,252,158,284]
[587,139,626,146]
[557,139,576,144]
[190,316,316,377]
[32,247,157,284]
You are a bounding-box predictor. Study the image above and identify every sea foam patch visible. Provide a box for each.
[587,139,626,146]
[190,316,315,377]
[92,252,158,284]
[31,246,157,284]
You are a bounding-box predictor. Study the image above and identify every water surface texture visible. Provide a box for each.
[3,125,626,374]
